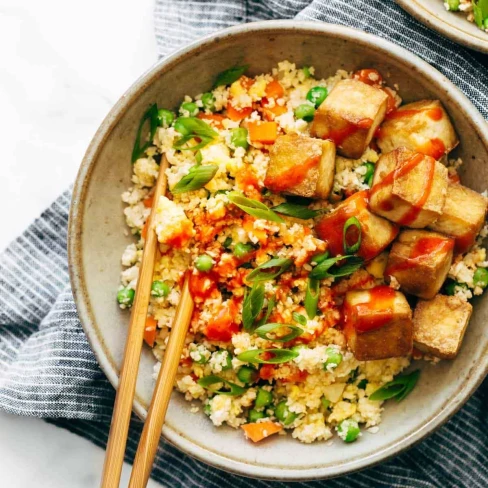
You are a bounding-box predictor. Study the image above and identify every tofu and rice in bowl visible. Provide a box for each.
[117,61,488,445]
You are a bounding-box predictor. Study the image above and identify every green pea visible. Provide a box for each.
[204,403,212,416]
[195,254,214,272]
[275,400,298,426]
[294,103,315,122]
[323,347,343,371]
[174,117,191,136]
[237,366,258,384]
[321,396,331,410]
[446,0,460,10]
[302,66,312,79]
[362,162,375,187]
[337,419,360,443]
[255,388,273,408]
[473,267,488,289]
[306,86,328,108]
[233,242,254,259]
[213,350,233,371]
[230,127,249,149]
[201,92,215,111]
[117,287,135,306]
[151,280,170,298]
[157,109,174,128]
[179,102,199,117]
[248,408,265,422]
[444,279,467,296]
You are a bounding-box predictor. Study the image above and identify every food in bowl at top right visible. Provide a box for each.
[444,0,488,31]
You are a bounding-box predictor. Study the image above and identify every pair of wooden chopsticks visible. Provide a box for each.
[100,156,194,488]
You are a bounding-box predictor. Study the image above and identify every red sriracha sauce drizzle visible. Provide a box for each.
[343,286,396,334]
[204,299,240,342]
[324,118,374,149]
[370,152,436,226]
[385,236,454,275]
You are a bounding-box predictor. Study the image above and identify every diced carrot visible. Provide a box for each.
[226,103,253,121]
[197,113,226,129]
[262,104,287,121]
[144,316,158,347]
[141,220,150,239]
[259,364,276,380]
[248,121,278,144]
[204,299,240,342]
[265,79,285,99]
[241,422,283,443]
[143,195,154,208]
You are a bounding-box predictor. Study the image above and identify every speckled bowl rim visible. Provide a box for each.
[68,20,488,481]
[396,0,488,54]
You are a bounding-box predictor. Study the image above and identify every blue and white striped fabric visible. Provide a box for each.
[0,1,487,487]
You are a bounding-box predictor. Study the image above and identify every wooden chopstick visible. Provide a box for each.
[129,274,194,488]
[100,156,169,488]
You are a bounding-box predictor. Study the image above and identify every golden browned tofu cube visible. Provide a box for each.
[310,79,388,159]
[413,294,472,359]
[377,100,458,160]
[315,190,398,261]
[264,134,336,199]
[428,183,488,254]
[369,147,448,228]
[343,286,413,361]
[385,230,454,299]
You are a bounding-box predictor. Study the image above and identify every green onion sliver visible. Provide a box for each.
[369,370,420,402]
[237,348,298,364]
[173,117,218,151]
[227,192,284,223]
[309,255,364,280]
[245,257,293,283]
[292,312,307,326]
[255,323,303,342]
[197,375,247,396]
[271,202,320,220]
[242,283,265,331]
[256,296,276,327]
[132,103,159,163]
[213,65,249,88]
[305,278,319,319]
[343,216,362,254]
[171,164,218,194]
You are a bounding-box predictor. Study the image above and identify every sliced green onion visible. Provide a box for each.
[311,252,329,265]
[305,278,320,319]
[195,150,203,164]
[249,408,265,422]
[271,202,320,220]
[343,216,362,254]
[230,128,249,149]
[255,323,303,342]
[171,164,218,194]
[245,257,293,283]
[242,283,265,331]
[237,366,258,384]
[197,375,247,396]
[227,192,284,223]
[309,255,364,280]
[214,65,249,88]
[132,103,159,163]
[362,162,375,187]
[173,117,218,151]
[275,400,298,425]
[237,348,298,364]
[292,312,307,326]
[256,296,276,327]
[473,0,488,28]
[212,350,233,371]
[369,370,420,402]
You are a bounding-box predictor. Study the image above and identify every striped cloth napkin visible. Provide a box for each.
[1,1,487,487]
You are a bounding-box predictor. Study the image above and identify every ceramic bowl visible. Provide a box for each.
[396,0,488,53]
[68,20,488,480]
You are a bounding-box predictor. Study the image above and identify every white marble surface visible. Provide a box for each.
[0,0,162,485]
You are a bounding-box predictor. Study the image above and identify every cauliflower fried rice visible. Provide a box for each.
[117,61,487,444]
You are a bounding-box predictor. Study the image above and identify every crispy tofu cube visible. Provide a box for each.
[315,190,398,261]
[264,134,336,199]
[310,79,388,159]
[369,147,448,228]
[428,183,488,254]
[385,230,454,299]
[343,286,413,361]
[377,100,458,160]
[413,294,472,359]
